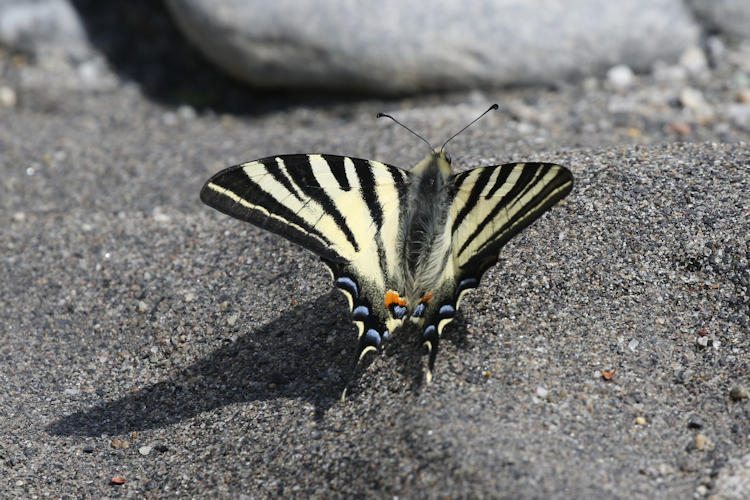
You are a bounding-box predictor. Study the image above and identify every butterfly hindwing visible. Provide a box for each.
[200,154,411,362]
[414,162,574,378]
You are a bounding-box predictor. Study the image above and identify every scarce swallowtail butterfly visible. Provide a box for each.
[200,105,573,388]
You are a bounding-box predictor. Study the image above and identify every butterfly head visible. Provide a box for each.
[377,103,498,178]
[413,149,454,177]
[434,148,453,175]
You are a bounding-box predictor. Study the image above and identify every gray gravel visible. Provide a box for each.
[1,46,750,498]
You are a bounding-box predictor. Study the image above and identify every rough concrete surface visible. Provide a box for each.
[1,39,750,499]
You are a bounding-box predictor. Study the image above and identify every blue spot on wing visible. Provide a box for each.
[393,305,407,319]
[352,305,369,321]
[413,303,426,318]
[439,304,455,318]
[335,276,359,298]
[364,329,381,348]
[456,278,478,298]
[423,324,436,340]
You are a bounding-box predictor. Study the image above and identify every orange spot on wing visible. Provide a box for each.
[385,290,407,307]
[419,291,435,304]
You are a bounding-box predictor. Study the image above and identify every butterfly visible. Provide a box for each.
[200,105,573,386]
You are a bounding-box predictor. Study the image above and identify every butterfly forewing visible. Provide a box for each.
[452,162,573,277]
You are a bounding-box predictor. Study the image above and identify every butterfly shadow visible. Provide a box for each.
[47,292,365,437]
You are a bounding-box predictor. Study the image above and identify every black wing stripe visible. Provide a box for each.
[457,164,552,257]
[321,154,352,191]
[281,154,361,253]
[352,158,384,230]
[506,163,552,210]
[451,166,496,233]
[386,164,410,204]
[259,157,305,202]
[484,164,515,198]
[452,169,471,190]
[200,173,337,256]
[460,170,573,274]
[474,168,571,256]
[352,158,390,280]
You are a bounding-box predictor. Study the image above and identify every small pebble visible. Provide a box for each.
[727,103,750,130]
[227,313,239,326]
[657,463,675,476]
[535,386,549,399]
[729,385,748,401]
[679,46,708,75]
[138,445,152,456]
[77,60,102,86]
[679,87,714,122]
[162,112,178,126]
[12,212,26,223]
[0,86,17,107]
[184,292,196,302]
[695,434,708,450]
[738,89,750,104]
[652,62,687,83]
[667,121,691,136]
[628,339,639,351]
[706,35,725,62]
[679,87,703,109]
[607,64,634,91]
[82,445,95,453]
[110,476,126,485]
[582,77,598,92]
[153,212,171,223]
[635,416,646,426]
[178,105,196,120]
[137,300,149,313]
[687,415,704,429]
[696,336,709,348]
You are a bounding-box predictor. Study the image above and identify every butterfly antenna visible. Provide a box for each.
[376,112,434,152]
[440,103,499,152]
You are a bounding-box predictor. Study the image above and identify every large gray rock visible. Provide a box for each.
[0,0,118,93]
[0,0,88,57]
[687,0,750,42]
[166,0,700,93]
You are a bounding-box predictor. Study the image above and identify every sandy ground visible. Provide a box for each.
[1,60,749,498]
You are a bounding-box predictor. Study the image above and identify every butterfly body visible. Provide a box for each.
[400,152,453,303]
[201,144,572,382]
